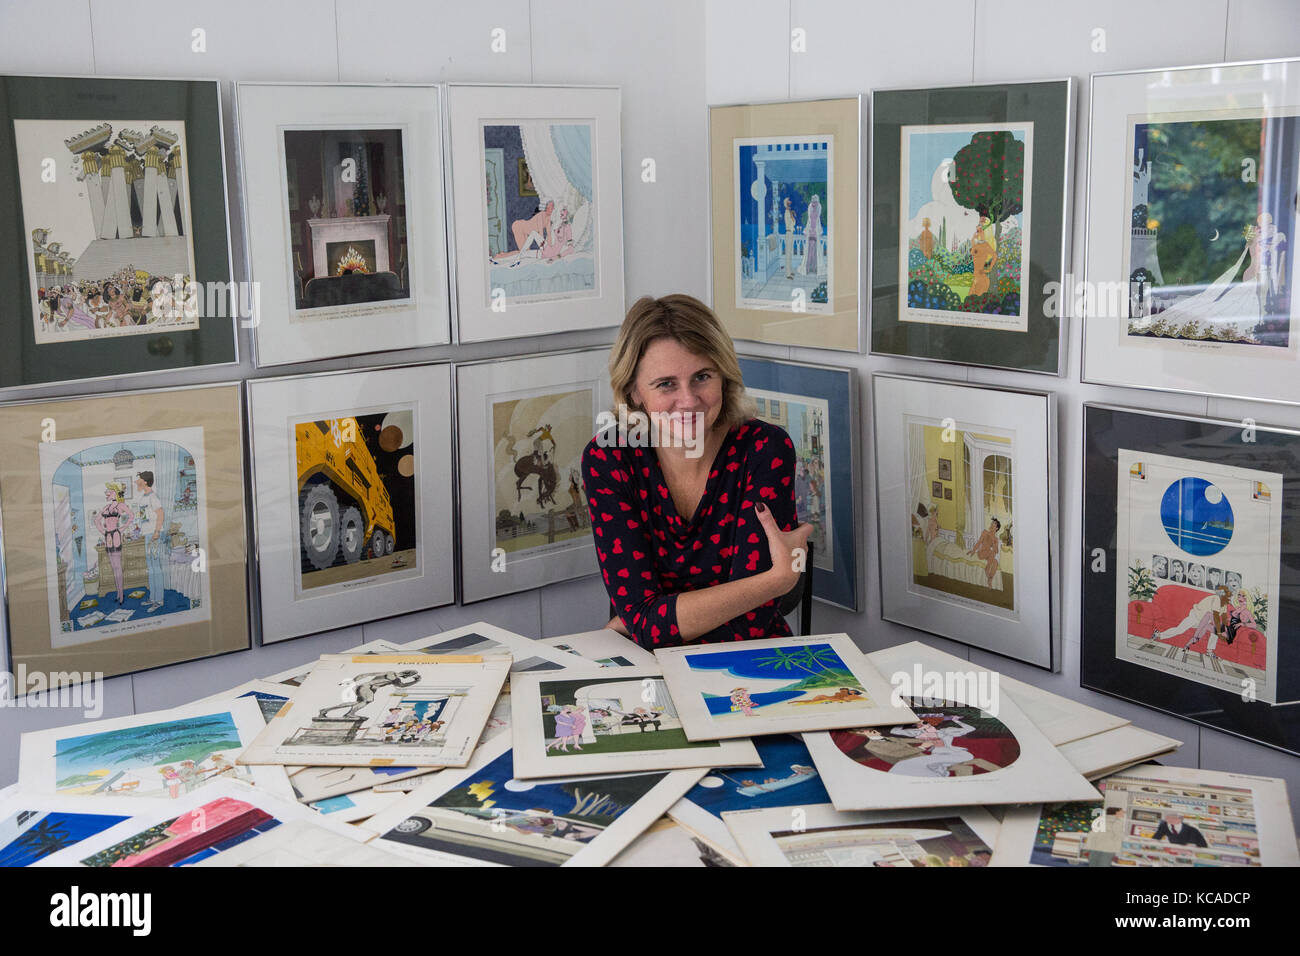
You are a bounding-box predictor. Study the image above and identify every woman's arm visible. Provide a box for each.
[584,441,805,647]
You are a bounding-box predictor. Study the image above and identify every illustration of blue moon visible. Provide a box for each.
[1160,477,1234,556]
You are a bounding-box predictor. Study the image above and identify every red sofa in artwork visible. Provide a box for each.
[1127,584,1265,670]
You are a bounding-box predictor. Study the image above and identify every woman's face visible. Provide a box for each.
[631,337,724,447]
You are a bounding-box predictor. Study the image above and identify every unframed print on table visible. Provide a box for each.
[655,634,914,741]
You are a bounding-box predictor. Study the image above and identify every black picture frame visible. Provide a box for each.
[870,79,1074,375]
[1081,403,1300,755]
[0,74,236,389]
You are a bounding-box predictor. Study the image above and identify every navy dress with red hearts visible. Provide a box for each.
[581,418,799,649]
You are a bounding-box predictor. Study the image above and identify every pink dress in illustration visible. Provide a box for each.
[730,687,755,716]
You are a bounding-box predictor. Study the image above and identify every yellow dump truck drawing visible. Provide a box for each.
[297,418,397,572]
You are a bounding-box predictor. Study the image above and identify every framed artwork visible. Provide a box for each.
[17,697,291,803]
[870,80,1074,374]
[873,374,1060,669]
[238,653,510,768]
[445,84,624,343]
[363,734,703,867]
[722,804,1000,868]
[654,635,914,741]
[455,348,611,603]
[1082,404,1300,754]
[992,764,1300,868]
[709,97,863,351]
[668,732,832,867]
[247,364,454,643]
[1082,58,1300,404]
[235,82,450,366]
[738,355,859,609]
[0,384,248,682]
[801,688,1100,812]
[509,666,760,779]
[0,74,237,388]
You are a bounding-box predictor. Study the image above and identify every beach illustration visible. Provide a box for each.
[683,643,873,720]
[53,711,252,799]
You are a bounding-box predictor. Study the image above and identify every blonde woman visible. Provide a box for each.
[94,482,134,605]
[583,294,813,648]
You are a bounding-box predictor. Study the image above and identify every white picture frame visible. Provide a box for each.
[236,82,451,365]
[445,83,624,343]
[655,634,914,741]
[18,697,292,803]
[873,373,1059,669]
[722,803,1000,867]
[992,763,1300,868]
[509,665,760,779]
[801,681,1100,811]
[1082,58,1300,405]
[362,733,702,867]
[397,621,581,672]
[454,348,612,603]
[238,653,510,768]
[247,363,454,643]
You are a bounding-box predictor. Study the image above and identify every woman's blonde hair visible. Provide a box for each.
[104,481,126,500]
[608,294,754,431]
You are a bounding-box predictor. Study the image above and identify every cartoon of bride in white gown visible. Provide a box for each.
[888,714,978,778]
[1136,213,1287,340]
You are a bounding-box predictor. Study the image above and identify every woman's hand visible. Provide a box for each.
[755,502,814,600]
[605,615,631,638]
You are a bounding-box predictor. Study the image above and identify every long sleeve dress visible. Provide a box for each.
[581,418,800,649]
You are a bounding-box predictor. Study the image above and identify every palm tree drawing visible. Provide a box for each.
[754,645,844,681]
[0,814,79,865]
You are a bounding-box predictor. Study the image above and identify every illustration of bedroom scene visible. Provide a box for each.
[907,422,1014,611]
[1125,475,1268,678]
[50,439,202,631]
[484,122,596,301]
[282,128,409,310]
[736,138,830,309]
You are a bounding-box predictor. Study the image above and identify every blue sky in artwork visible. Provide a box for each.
[683,643,846,681]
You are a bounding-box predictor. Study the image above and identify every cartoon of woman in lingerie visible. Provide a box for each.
[94,481,134,605]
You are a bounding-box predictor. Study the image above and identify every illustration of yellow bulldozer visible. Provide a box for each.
[297,418,397,572]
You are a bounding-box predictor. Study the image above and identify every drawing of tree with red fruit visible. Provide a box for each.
[950,131,1025,244]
